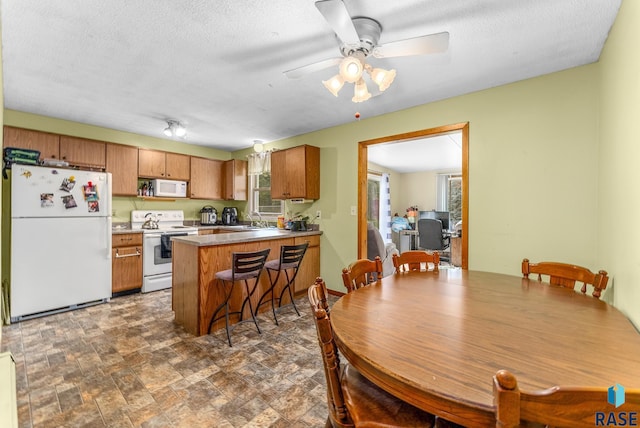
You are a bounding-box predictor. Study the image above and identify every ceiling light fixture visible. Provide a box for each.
[321,51,396,103]
[163,120,186,138]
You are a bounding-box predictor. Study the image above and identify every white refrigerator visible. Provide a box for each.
[10,165,112,321]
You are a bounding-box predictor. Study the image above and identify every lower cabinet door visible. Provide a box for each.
[294,236,320,294]
[112,246,143,293]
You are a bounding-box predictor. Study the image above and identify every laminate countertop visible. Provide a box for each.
[171,229,322,247]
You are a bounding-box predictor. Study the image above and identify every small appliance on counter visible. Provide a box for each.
[200,206,218,225]
[221,207,238,225]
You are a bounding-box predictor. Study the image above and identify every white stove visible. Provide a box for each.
[131,210,198,293]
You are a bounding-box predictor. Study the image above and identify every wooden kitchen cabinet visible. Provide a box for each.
[190,156,223,200]
[293,234,320,294]
[112,233,143,294]
[271,145,320,200]
[106,143,139,196]
[138,149,190,180]
[59,136,106,169]
[223,159,247,200]
[3,126,60,159]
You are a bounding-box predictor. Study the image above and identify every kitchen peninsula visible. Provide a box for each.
[171,229,321,336]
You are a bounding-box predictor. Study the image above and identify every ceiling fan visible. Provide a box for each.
[284,0,449,102]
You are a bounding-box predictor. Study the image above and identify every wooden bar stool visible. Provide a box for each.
[255,242,309,325]
[207,248,270,346]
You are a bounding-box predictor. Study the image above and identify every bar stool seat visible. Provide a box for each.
[208,248,270,346]
[256,242,309,325]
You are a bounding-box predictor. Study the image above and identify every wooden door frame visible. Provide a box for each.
[357,122,469,269]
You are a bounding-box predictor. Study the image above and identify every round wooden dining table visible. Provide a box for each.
[329,269,640,427]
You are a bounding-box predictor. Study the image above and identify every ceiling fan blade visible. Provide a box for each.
[373,32,449,58]
[315,0,360,45]
[284,57,342,79]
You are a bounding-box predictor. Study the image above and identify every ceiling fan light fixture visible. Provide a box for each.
[369,66,396,92]
[322,74,345,97]
[163,120,187,138]
[174,124,187,137]
[352,78,372,103]
[339,55,364,83]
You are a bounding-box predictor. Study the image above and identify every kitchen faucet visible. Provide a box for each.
[252,211,268,228]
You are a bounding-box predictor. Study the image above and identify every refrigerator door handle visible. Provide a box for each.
[107,217,112,260]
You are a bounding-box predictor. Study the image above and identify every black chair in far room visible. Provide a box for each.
[255,242,309,325]
[208,248,270,347]
[417,218,450,262]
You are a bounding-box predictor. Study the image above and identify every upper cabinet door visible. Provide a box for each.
[271,145,320,200]
[138,149,167,178]
[165,152,190,181]
[3,126,60,159]
[270,150,288,199]
[59,136,106,169]
[223,159,247,200]
[106,143,138,196]
[190,157,223,200]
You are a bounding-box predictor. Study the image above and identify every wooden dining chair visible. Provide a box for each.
[308,277,437,428]
[521,258,609,298]
[392,250,440,273]
[493,369,640,427]
[341,256,383,293]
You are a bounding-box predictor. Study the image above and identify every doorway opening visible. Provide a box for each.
[357,122,469,269]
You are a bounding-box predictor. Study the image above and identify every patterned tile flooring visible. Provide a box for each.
[1,290,339,428]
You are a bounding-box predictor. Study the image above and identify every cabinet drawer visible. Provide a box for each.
[112,233,142,247]
[294,234,320,247]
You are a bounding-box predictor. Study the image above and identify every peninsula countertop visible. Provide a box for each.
[171,228,322,246]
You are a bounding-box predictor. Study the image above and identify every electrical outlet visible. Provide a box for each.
[316,210,321,220]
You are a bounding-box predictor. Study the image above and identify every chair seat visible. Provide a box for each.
[264,259,299,271]
[342,364,436,427]
[214,269,261,281]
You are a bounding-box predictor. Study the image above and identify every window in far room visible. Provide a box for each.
[437,173,462,227]
[368,171,391,241]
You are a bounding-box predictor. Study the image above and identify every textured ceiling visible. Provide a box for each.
[1,0,621,153]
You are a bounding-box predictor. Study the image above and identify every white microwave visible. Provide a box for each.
[151,179,187,198]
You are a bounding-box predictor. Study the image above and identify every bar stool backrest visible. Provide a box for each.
[279,242,309,270]
[231,248,271,281]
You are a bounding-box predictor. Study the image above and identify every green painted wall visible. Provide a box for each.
[598,0,640,327]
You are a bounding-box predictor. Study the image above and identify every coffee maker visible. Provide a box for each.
[221,207,238,225]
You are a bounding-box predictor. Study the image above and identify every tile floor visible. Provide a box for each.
[1,290,337,428]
